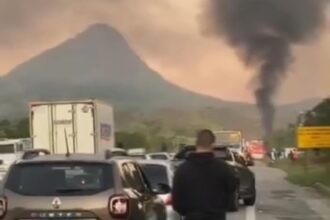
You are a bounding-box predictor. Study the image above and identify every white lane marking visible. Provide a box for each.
[245,206,256,220]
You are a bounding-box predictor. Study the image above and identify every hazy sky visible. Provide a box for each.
[0,0,329,104]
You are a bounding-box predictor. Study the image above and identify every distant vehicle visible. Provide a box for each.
[169,153,176,159]
[246,140,266,160]
[146,152,171,160]
[109,148,128,157]
[213,130,244,153]
[0,138,32,180]
[29,99,115,154]
[127,148,147,159]
[174,145,256,211]
[138,160,181,220]
[1,153,169,220]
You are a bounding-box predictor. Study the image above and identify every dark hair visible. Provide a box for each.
[196,129,215,146]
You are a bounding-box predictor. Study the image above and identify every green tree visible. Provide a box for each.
[115,131,149,150]
[267,124,296,149]
[305,98,330,126]
[15,118,30,138]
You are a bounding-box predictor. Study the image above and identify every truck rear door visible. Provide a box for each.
[52,104,75,153]
[75,103,95,153]
[31,104,53,151]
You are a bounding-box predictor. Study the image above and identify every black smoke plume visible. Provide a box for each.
[202,0,328,137]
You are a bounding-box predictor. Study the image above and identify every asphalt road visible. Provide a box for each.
[227,162,330,220]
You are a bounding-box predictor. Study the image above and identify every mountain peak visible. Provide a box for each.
[75,23,125,43]
[0,23,236,118]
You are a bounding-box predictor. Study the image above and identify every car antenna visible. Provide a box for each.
[64,128,70,157]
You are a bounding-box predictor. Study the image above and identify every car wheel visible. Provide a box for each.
[228,190,239,212]
[243,188,256,206]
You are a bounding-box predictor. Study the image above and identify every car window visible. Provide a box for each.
[122,163,145,192]
[111,151,128,157]
[140,164,169,189]
[16,143,23,152]
[5,162,114,196]
[121,164,133,188]
[129,155,147,159]
[149,154,168,160]
[233,152,246,166]
[214,148,233,161]
[174,146,196,159]
[0,144,15,154]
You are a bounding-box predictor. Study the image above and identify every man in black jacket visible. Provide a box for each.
[172,129,237,220]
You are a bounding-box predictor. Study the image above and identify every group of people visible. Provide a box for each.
[172,129,237,220]
[269,148,299,163]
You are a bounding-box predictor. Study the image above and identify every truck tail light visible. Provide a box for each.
[0,197,7,218]
[109,195,129,219]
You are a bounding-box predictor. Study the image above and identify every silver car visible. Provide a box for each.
[0,153,168,220]
[146,153,172,160]
[138,160,181,220]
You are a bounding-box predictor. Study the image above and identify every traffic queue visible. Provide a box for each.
[0,100,258,220]
[0,135,256,220]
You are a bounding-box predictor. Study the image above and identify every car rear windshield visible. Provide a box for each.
[5,162,114,196]
[214,148,233,161]
[140,164,169,189]
[149,154,168,160]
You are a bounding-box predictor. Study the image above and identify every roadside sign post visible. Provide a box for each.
[303,150,309,175]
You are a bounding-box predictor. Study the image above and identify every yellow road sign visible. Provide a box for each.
[297,126,330,149]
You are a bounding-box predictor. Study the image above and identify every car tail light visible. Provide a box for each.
[0,197,7,218]
[165,195,172,206]
[109,195,129,219]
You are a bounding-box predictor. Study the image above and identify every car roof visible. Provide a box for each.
[175,145,230,160]
[111,148,127,152]
[147,152,169,155]
[14,153,134,165]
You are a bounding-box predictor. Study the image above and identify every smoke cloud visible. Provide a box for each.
[202,0,328,136]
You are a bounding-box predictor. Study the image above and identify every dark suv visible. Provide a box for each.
[0,153,168,220]
[174,145,256,211]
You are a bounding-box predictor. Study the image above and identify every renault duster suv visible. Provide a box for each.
[0,153,168,220]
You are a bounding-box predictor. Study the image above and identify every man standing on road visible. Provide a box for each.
[172,129,237,220]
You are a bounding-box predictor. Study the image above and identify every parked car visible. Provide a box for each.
[0,152,169,220]
[109,148,128,157]
[138,160,181,220]
[128,148,147,159]
[174,145,256,211]
[146,152,172,160]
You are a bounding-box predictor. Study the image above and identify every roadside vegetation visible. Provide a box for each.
[268,98,330,188]
[273,156,330,187]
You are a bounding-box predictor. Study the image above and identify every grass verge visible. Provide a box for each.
[273,159,330,187]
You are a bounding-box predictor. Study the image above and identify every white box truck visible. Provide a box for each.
[0,138,32,180]
[29,100,115,154]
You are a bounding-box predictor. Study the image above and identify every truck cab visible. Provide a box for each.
[0,139,32,180]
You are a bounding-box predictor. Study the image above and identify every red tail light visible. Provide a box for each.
[165,195,172,206]
[109,195,129,219]
[0,197,7,218]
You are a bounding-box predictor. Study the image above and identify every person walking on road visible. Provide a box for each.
[172,129,237,220]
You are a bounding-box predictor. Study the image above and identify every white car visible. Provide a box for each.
[138,160,181,220]
[146,152,172,160]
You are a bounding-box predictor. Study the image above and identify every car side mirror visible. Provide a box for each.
[236,156,248,167]
[152,183,171,195]
[247,160,254,166]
